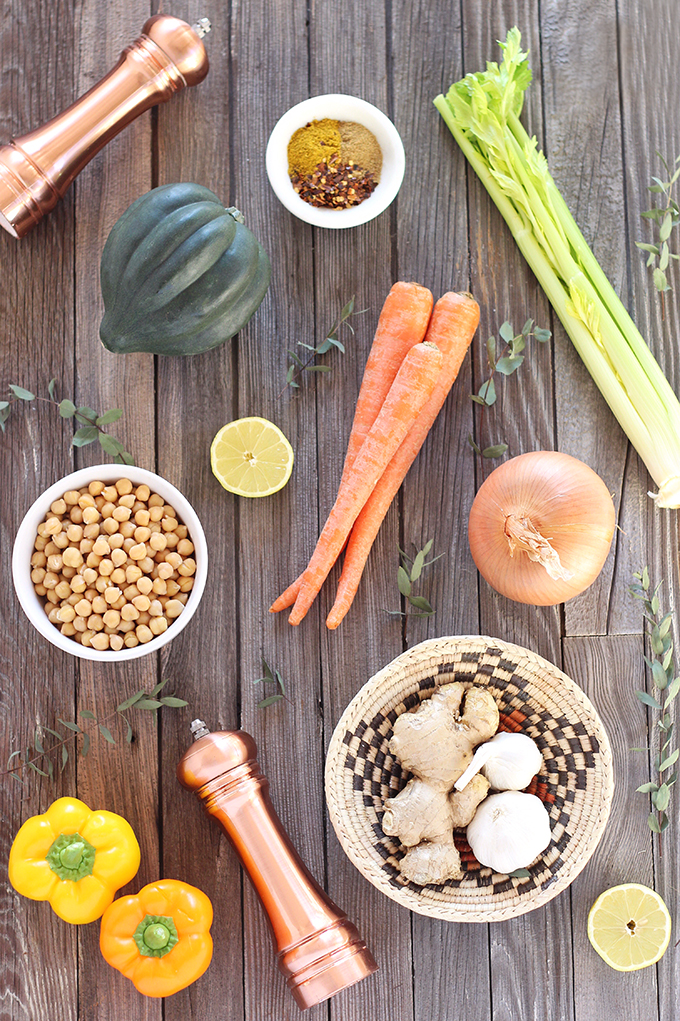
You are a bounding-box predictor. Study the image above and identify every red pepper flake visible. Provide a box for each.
[291,159,378,209]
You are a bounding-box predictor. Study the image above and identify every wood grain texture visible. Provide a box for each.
[2,0,680,1019]
[564,636,659,1021]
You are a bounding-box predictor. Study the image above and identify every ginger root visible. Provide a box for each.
[383,779,453,847]
[384,683,499,886]
[389,682,499,790]
[399,840,463,885]
[449,774,490,828]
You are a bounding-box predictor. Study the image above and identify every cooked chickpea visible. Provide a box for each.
[34,536,48,551]
[91,595,107,615]
[135,484,150,502]
[66,524,83,542]
[157,562,174,580]
[134,509,150,527]
[75,598,92,617]
[103,609,121,629]
[53,531,70,550]
[102,517,119,535]
[31,549,46,568]
[83,522,100,540]
[108,532,124,549]
[88,480,105,497]
[44,517,62,536]
[136,624,153,643]
[69,506,84,524]
[149,616,168,636]
[64,490,80,505]
[57,604,76,623]
[149,532,167,552]
[164,599,184,619]
[86,552,102,569]
[71,575,87,593]
[110,634,124,652]
[136,576,153,596]
[119,521,136,538]
[112,504,131,522]
[132,594,151,612]
[119,493,135,509]
[90,633,110,651]
[55,581,72,600]
[129,542,147,561]
[121,603,139,621]
[62,566,76,580]
[61,622,77,637]
[82,567,98,586]
[43,571,60,590]
[63,546,84,569]
[73,616,87,633]
[124,633,139,648]
[177,539,194,556]
[134,526,151,543]
[149,505,164,522]
[31,567,46,584]
[92,537,110,556]
[34,584,47,597]
[79,537,94,555]
[110,568,126,585]
[78,494,96,510]
[104,586,122,605]
[152,578,167,595]
[175,525,188,540]
[47,553,63,572]
[98,558,114,577]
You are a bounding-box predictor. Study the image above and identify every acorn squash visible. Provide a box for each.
[99,183,271,356]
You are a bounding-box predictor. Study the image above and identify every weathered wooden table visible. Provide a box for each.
[2,1,679,1018]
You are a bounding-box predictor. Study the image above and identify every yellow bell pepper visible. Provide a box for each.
[8,796,140,924]
[99,879,213,997]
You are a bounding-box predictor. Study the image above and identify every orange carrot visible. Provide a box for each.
[270,280,433,614]
[288,341,444,625]
[326,292,480,629]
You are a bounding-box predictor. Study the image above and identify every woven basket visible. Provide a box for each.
[325,636,614,922]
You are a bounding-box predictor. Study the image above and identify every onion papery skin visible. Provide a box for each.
[468,451,616,605]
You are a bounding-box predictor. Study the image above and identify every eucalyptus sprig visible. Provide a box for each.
[254,659,290,708]
[636,152,680,311]
[468,318,551,468]
[630,567,679,853]
[4,679,187,785]
[388,539,443,618]
[0,378,134,464]
[282,296,362,393]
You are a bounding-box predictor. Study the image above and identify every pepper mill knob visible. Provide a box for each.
[0,14,210,238]
[177,724,378,1010]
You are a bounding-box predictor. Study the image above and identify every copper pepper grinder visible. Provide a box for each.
[0,14,211,238]
[177,720,378,1010]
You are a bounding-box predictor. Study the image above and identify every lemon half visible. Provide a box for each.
[587,883,672,972]
[210,417,294,497]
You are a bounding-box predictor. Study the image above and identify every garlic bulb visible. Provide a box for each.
[453,731,542,792]
[466,791,551,873]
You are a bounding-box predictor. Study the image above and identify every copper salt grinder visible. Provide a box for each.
[0,15,211,239]
[177,720,378,1010]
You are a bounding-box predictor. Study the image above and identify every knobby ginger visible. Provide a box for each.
[383,682,499,885]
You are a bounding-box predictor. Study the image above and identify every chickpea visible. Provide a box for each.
[78,494,96,510]
[91,595,107,615]
[166,580,181,597]
[175,525,188,540]
[152,578,167,596]
[125,565,142,584]
[120,522,136,539]
[73,616,87,633]
[177,539,194,556]
[99,558,114,577]
[149,616,168,636]
[136,624,154,644]
[88,614,105,632]
[31,551,47,569]
[119,619,136,633]
[104,586,123,606]
[43,571,59,590]
[79,538,94,555]
[103,609,121,629]
[139,557,155,574]
[134,526,151,543]
[57,604,76,623]
[119,493,135,509]
[157,562,174,580]
[66,524,84,542]
[63,490,80,505]
[111,547,127,567]
[82,506,100,525]
[34,535,48,551]
[61,622,77,637]
[149,505,164,522]
[102,517,119,535]
[55,581,72,600]
[136,576,153,596]
[80,629,95,647]
[92,537,111,556]
[129,542,147,561]
[44,517,62,536]
[110,568,126,585]
[112,505,132,523]
[149,599,163,616]
[149,532,167,552]
[165,532,179,549]
[34,584,47,597]
[90,633,110,651]
[62,566,77,580]
[47,553,63,572]
[135,484,150,502]
[108,532,125,550]
[86,552,102,570]
[69,506,84,524]
[165,599,184,619]
[121,603,139,622]
[53,531,70,550]
[132,594,151,613]
[71,575,87,593]
[178,577,194,593]
[63,546,84,569]
[46,590,60,605]
[110,635,124,652]
[75,598,92,617]
[31,567,46,584]
[102,485,119,502]
[135,509,150,527]
[88,480,105,497]
[124,633,139,648]
[47,606,62,624]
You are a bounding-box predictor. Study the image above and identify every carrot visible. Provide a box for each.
[288,341,444,625]
[270,280,433,615]
[326,292,480,629]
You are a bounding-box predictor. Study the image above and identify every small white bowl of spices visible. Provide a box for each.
[12,465,208,662]
[266,93,405,228]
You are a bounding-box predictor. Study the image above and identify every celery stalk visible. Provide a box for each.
[434,28,680,507]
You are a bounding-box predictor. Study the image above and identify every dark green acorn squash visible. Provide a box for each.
[99,183,271,356]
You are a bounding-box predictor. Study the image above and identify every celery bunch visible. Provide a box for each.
[435,28,680,507]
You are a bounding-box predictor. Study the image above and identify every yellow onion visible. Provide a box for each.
[468,451,615,605]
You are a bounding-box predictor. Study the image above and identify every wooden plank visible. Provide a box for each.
[152,6,246,1020]
[564,635,658,1021]
[0,2,78,1019]
[228,0,329,1018]
[392,0,491,1018]
[71,5,159,1020]
[616,7,680,1013]
[460,6,571,1020]
[300,1,416,1018]
[540,0,630,638]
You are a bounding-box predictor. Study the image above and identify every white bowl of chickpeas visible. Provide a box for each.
[12,465,207,661]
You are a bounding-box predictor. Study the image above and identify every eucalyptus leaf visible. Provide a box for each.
[72,426,99,446]
[134,699,164,710]
[160,696,189,707]
[521,318,534,336]
[408,595,434,613]
[80,709,96,720]
[81,732,90,757]
[652,659,668,689]
[397,566,412,597]
[48,378,57,400]
[495,355,524,375]
[117,689,146,712]
[9,384,35,401]
[533,327,552,342]
[636,781,659,793]
[98,725,115,745]
[478,377,496,406]
[58,718,82,733]
[305,365,332,373]
[258,695,284,709]
[151,678,171,696]
[411,550,426,581]
[498,321,514,344]
[98,433,124,456]
[635,690,662,710]
[482,443,508,458]
[61,745,69,772]
[96,408,123,426]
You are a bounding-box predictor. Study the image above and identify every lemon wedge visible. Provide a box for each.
[210,417,294,497]
[587,883,672,972]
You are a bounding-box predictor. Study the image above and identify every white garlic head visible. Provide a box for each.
[466,791,551,874]
[453,731,542,792]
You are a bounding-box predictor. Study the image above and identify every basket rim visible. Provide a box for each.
[325,635,614,923]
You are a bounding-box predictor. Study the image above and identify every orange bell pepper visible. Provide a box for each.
[8,796,140,924]
[99,879,213,997]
